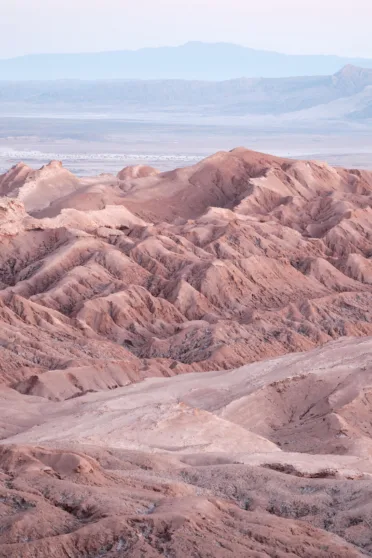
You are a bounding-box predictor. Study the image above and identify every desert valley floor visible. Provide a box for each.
[1,148,372,556]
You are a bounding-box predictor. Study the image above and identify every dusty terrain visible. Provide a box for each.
[3,339,372,556]
[1,147,372,556]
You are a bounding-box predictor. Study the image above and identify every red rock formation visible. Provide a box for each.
[1,148,372,556]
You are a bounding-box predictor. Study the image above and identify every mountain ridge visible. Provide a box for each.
[1,147,372,381]
[2,148,372,555]
[2,64,372,124]
[2,41,372,80]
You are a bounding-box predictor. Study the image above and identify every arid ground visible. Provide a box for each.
[1,148,372,556]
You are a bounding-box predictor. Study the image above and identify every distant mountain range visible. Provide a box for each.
[2,42,372,81]
[1,64,372,124]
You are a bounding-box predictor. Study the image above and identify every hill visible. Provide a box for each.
[2,148,372,555]
[1,148,372,384]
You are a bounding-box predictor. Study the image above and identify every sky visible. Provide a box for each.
[1,0,371,59]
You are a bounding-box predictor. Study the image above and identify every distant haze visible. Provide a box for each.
[1,0,372,59]
[2,43,372,81]
[1,65,372,120]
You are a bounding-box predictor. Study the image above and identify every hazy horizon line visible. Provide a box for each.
[2,41,372,62]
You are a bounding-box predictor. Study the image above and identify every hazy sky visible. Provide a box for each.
[1,0,371,59]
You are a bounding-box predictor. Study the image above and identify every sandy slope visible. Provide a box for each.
[2,338,372,555]
[1,148,372,555]
[0,149,372,389]
[0,444,364,558]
